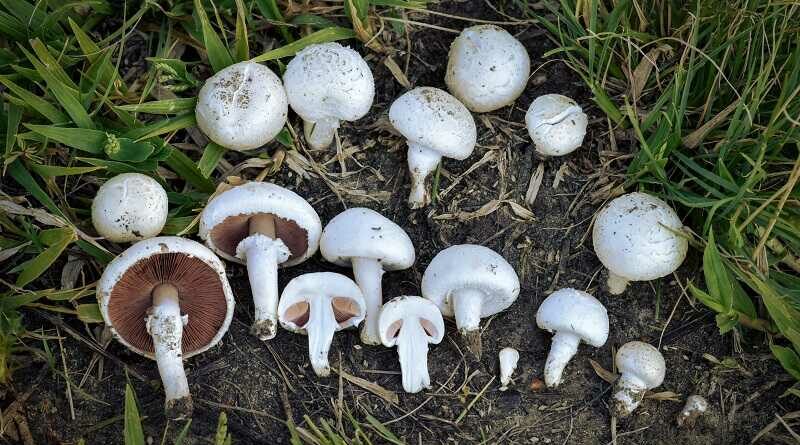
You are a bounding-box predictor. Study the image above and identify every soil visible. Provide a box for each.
[11,1,797,444]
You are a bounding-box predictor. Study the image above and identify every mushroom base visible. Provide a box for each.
[165,395,193,421]
[236,233,290,341]
[406,142,442,209]
[543,331,581,387]
[606,271,630,295]
[303,118,339,150]
[611,378,647,417]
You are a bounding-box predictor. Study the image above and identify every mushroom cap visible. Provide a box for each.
[97,236,234,360]
[615,341,666,389]
[283,42,374,124]
[278,272,366,334]
[445,25,531,113]
[195,61,288,151]
[378,296,445,347]
[421,244,520,318]
[91,173,168,243]
[525,94,588,156]
[320,207,414,271]
[536,288,609,347]
[198,182,321,266]
[592,192,688,282]
[388,87,477,160]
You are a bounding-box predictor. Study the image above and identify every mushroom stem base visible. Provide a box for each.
[611,375,648,417]
[352,257,385,345]
[304,118,340,150]
[544,331,581,387]
[452,287,485,360]
[607,271,630,295]
[407,143,442,209]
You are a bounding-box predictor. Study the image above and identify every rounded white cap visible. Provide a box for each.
[536,288,609,347]
[525,94,588,156]
[615,341,666,390]
[278,272,366,334]
[91,173,168,243]
[378,296,444,347]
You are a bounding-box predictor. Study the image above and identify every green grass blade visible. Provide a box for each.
[15,227,75,287]
[0,75,69,123]
[164,147,215,192]
[124,384,145,445]
[116,98,197,115]
[24,124,106,154]
[197,142,226,178]
[7,159,65,217]
[76,303,103,323]
[251,27,357,62]
[193,0,234,73]
[123,113,197,141]
[233,0,249,61]
[4,102,21,158]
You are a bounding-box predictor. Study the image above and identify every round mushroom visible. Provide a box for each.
[536,288,609,387]
[592,192,688,295]
[445,25,530,113]
[91,173,168,243]
[97,236,234,419]
[278,272,366,377]
[612,341,666,417]
[378,296,444,393]
[525,94,588,156]
[320,208,415,345]
[498,347,519,391]
[199,182,321,340]
[195,61,288,151]
[389,87,477,208]
[283,42,375,150]
[421,244,519,359]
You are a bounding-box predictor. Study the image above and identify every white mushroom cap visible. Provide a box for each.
[91,173,168,243]
[536,288,609,347]
[677,395,709,427]
[195,61,288,151]
[613,341,666,416]
[498,347,519,391]
[445,25,530,113]
[525,94,588,156]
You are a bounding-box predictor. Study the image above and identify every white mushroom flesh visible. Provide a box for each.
[91,173,168,243]
[499,347,519,391]
[525,94,588,156]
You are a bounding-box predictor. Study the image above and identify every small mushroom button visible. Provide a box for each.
[612,341,666,417]
[91,173,168,243]
[525,94,589,157]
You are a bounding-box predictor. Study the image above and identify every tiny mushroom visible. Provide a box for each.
[195,61,288,151]
[592,192,688,295]
[422,244,519,359]
[199,182,321,340]
[283,42,375,150]
[536,288,609,387]
[677,395,709,427]
[97,236,234,419]
[378,296,444,393]
[92,173,168,243]
[278,272,366,377]
[445,25,530,113]
[612,341,666,417]
[499,347,519,391]
[525,94,588,157]
[389,87,477,208]
[320,208,414,345]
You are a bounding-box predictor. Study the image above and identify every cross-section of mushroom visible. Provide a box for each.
[97,237,234,420]
[379,296,444,393]
[199,182,321,340]
[278,272,365,377]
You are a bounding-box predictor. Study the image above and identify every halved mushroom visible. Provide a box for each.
[199,182,321,340]
[378,296,444,393]
[91,173,168,243]
[278,272,366,377]
[97,236,234,419]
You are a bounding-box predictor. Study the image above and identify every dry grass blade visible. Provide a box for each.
[330,368,399,404]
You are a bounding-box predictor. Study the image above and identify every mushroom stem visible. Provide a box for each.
[303,118,340,150]
[352,257,385,345]
[612,373,648,417]
[305,295,338,377]
[407,142,442,209]
[147,283,192,420]
[396,318,433,393]
[452,287,484,359]
[543,331,581,387]
[607,271,629,295]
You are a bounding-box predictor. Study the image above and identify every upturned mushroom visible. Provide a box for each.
[498,347,519,391]
[278,272,366,377]
[592,192,688,295]
[389,87,477,208]
[378,296,444,393]
[612,341,666,417]
[283,42,375,150]
[536,288,609,387]
[320,208,414,345]
[422,244,519,359]
[525,94,588,156]
[445,25,530,113]
[195,61,288,151]
[199,182,321,340]
[97,236,234,419]
[92,173,168,243]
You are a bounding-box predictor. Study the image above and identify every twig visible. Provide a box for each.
[56,326,76,421]
[455,376,495,424]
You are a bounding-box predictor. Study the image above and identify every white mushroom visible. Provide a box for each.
[677,395,709,427]
[379,296,444,393]
[422,244,519,359]
[612,341,666,417]
[536,288,609,387]
[283,42,375,150]
[389,87,477,208]
[195,61,288,151]
[91,173,168,243]
[525,94,588,156]
[445,25,530,113]
[278,272,366,377]
[320,208,414,345]
[498,347,519,391]
[199,182,321,340]
[592,192,688,295]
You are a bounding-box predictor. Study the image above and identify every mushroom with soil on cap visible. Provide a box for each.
[278,272,365,377]
[536,288,609,387]
[445,25,530,113]
[378,296,444,393]
[199,182,321,340]
[97,236,234,419]
[422,244,519,359]
[92,173,168,243]
[498,347,519,391]
[195,61,288,151]
[389,87,477,209]
[320,207,414,345]
[283,42,375,150]
[677,395,709,427]
[592,192,688,295]
[525,94,589,157]
[612,341,666,417]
